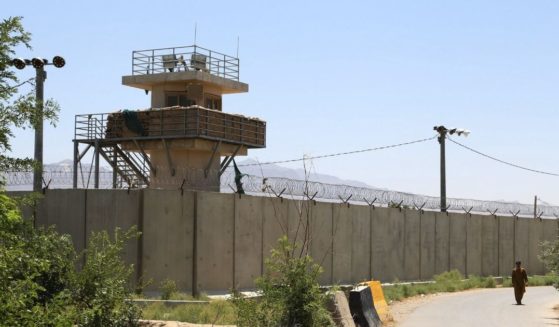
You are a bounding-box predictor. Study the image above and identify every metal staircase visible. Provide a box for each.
[98,144,150,188]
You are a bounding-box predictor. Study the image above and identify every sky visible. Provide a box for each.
[4,0,559,205]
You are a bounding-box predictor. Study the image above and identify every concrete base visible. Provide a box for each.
[327,291,356,327]
[349,286,382,327]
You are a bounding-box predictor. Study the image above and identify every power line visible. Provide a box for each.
[448,137,559,177]
[238,136,437,167]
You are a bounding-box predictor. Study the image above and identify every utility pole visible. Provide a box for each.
[433,125,471,213]
[33,67,46,192]
[435,126,447,212]
[11,56,65,192]
[534,195,537,219]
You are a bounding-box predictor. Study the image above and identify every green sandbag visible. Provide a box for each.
[122,110,145,136]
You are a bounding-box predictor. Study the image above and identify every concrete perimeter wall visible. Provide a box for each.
[13,189,558,293]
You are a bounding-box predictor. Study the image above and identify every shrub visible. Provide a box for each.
[540,240,559,289]
[142,300,237,325]
[382,284,404,302]
[71,227,141,326]
[434,270,463,284]
[0,194,76,326]
[2,188,142,326]
[160,279,178,300]
[402,284,412,297]
[233,235,334,327]
[482,276,496,288]
[526,274,558,286]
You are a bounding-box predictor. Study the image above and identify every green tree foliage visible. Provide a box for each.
[0,194,76,326]
[233,235,334,327]
[0,16,140,326]
[71,228,141,326]
[0,16,59,175]
[539,240,559,289]
[0,194,141,326]
[159,278,178,300]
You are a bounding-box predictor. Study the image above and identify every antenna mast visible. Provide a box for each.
[236,36,240,58]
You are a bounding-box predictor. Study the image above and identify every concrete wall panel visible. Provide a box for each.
[30,188,558,290]
[481,215,498,276]
[332,204,352,284]
[528,219,544,275]
[403,209,421,281]
[420,211,436,280]
[514,218,530,273]
[498,216,515,276]
[85,190,141,272]
[287,200,307,247]
[36,189,87,253]
[234,195,263,290]
[466,215,482,277]
[351,205,371,282]
[142,189,194,292]
[541,219,558,273]
[372,208,404,282]
[311,202,333,285]
[449,213,466,275]
[434,212,450,274]
[196,192,234,292]
[262,197,289,262]
[542,219,558,243]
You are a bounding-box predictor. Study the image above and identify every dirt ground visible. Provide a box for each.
[384,293,447,327]
[138,321,235,327]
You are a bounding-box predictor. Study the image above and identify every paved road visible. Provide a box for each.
[398,286,559,327]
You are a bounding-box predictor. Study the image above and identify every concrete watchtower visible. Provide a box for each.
[72,45,265,191]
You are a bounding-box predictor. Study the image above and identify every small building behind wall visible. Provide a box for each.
[72,45,266,191]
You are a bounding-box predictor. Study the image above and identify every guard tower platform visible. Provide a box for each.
[72,45,265,191]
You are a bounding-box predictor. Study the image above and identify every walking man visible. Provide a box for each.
[512,260,528,305]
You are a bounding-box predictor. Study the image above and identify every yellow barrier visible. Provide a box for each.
[366,281,390,323]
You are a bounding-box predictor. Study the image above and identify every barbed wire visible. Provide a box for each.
[4,168,558,218]
[220,173,559,218]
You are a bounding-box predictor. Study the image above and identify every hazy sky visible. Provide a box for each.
[5,0,559,204]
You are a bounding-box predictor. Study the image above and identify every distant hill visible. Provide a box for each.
[225,159,379,189]
[36,158,379,189]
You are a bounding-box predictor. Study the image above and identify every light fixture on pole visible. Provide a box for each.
[11,56,66,192]
[433,125,470,212]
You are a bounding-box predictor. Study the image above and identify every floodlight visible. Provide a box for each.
[448,128,471,137]
[52,56,65,68]
[31,57,45,69]
[12,58,26,70]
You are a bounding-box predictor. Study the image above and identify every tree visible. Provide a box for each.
[539,240,559,289]
[0,16,59,178]
[0,193,76,325]
[0,193,141,326]
[0,17,140,326]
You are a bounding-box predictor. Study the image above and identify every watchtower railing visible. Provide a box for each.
[74,106,266,148]
[132,45,240,81]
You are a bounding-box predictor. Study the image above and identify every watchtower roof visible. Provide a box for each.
[122,45,248,94]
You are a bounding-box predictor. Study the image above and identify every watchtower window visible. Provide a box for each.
[204,94,222,110]
[166,94,196,107]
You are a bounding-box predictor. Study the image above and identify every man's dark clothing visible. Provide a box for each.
[511,267,528,304]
